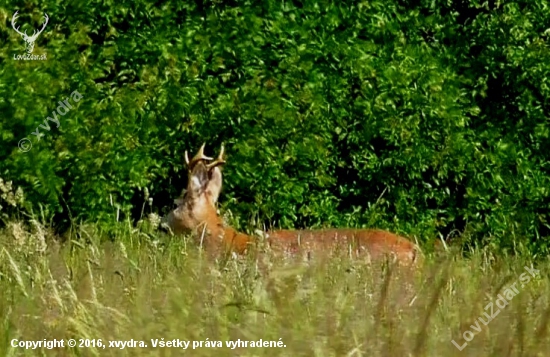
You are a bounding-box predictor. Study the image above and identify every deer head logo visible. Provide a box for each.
[11,11,49,54]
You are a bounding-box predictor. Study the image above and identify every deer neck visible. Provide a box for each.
[197,205,256,255]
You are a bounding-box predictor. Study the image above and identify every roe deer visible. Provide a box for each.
[165,144,421,264]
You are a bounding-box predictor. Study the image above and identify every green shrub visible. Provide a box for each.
[1,0,549,253]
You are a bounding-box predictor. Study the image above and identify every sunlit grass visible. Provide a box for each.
[0,220,549,356]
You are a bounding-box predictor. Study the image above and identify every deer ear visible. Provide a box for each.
[206,166,223,204]
[204,144,225,204]
[187,161,209,197]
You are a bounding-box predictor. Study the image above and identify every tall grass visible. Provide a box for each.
[0,220,548,356]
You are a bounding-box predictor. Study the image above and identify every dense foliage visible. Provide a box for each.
[1,0,549,253]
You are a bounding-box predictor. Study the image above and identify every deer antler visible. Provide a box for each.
[206,144,226,169]
[32,13,49,39]
[11,11,25,37]
[11,11,49,39]
[185,143,213,169]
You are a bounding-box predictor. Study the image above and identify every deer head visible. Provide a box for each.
[164,143,255,256]
[165,144,227,244]
[12,11,49,54]
[182,143,226,206]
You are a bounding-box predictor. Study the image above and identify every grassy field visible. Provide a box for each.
[0,219,549,357]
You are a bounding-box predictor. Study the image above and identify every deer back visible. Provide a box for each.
[266,228,420,264]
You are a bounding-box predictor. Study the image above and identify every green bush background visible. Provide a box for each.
[1,0,549,253]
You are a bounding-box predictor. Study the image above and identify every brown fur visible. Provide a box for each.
[266,228,420,263]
